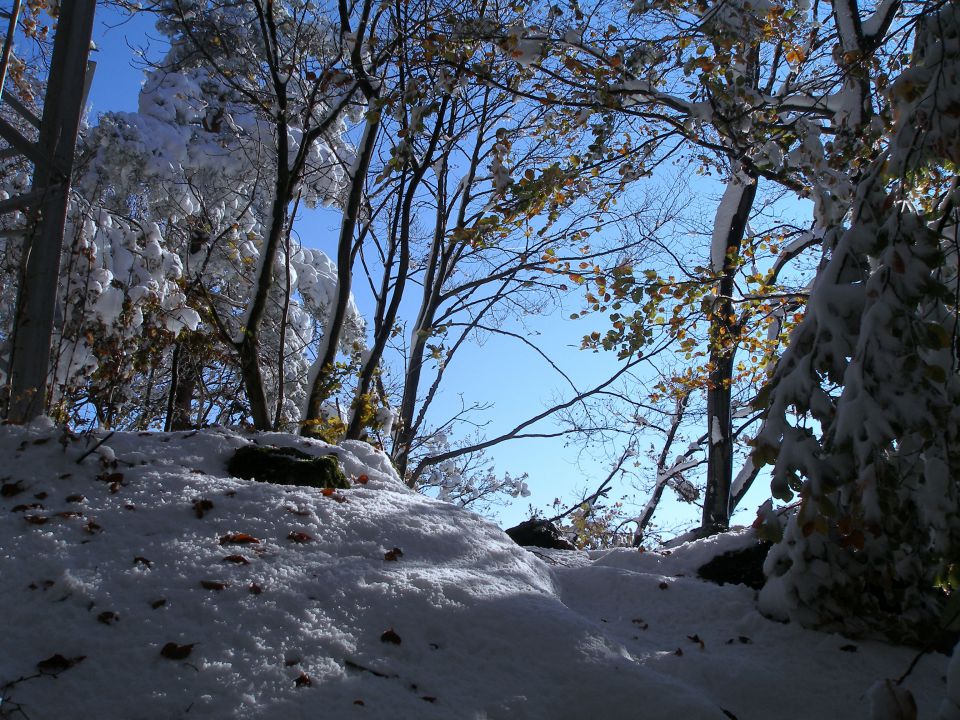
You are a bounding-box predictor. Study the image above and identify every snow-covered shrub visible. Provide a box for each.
[755,4,960,644]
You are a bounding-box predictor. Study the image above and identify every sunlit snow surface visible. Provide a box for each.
[0,420,946,719]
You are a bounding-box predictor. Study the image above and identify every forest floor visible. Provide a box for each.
[0,419,946,719]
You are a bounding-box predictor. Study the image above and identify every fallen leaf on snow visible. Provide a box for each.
[219,533,260,545]
[384,547,404,561]
[320,488,347,502]
[200,580,229,590]
[160,642,194,660]
[1,481,24,497]
[294,672,312,687]
[37,654,85,674]
[192,498,214,519]
[97,611,119,625]
[380,628,402,645]
[288,531,312,543]
[11,503,42,512]
[222,555,250,564]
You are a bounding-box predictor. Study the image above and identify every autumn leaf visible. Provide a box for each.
[320,488,347,503]
[384,547,404,561]
[222,554,250,564]
[380,628,402,645]
[160,642,195,660]
[11,503,42,512]
[687,634,705,650]
[193,498,214,519]
[134,556,152,568]
[200,580,229,590]
[249,583,263,595]
[150,599,166,609]
[288,531,313,543]
[1,480,24,497]
[219,532,260,545]
[65,494,85,503]
[356,474,369,484]
[295,672,312,687]
[24,515,48,525]
[658,581,669,590]
[37,653,85,674]
[97,611,119,625]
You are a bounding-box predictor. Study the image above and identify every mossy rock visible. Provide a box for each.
[227,444,349,490]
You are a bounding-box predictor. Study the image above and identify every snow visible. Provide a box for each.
[0,422,948,719]
[711,415,724,445]
[711,180,747,272]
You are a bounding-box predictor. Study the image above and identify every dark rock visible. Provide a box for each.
[696,541,771,590]
[227,444,348,490]
[505,519,576,550]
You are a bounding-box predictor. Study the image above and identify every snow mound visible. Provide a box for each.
[0,424,947,719]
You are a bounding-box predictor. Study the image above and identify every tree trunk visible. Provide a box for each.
[166,341,198,431]
[701,174,757,532]
[6,0,96,423]
[303,111,381,429]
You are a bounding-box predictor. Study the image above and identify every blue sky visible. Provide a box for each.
[82,5,772,537]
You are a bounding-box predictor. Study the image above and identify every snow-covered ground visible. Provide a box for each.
[0,420,947,719]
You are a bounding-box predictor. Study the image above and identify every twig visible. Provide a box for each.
[548,447,633,524]
[75,431,115,464]
[343,659,397,679]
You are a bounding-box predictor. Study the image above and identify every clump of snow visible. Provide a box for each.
[0,425,947,719]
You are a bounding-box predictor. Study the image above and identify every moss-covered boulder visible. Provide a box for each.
[227,444,349,490]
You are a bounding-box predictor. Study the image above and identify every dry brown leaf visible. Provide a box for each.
[219,533,260,545]
[380,628,402,645]
[160,642,194,660]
